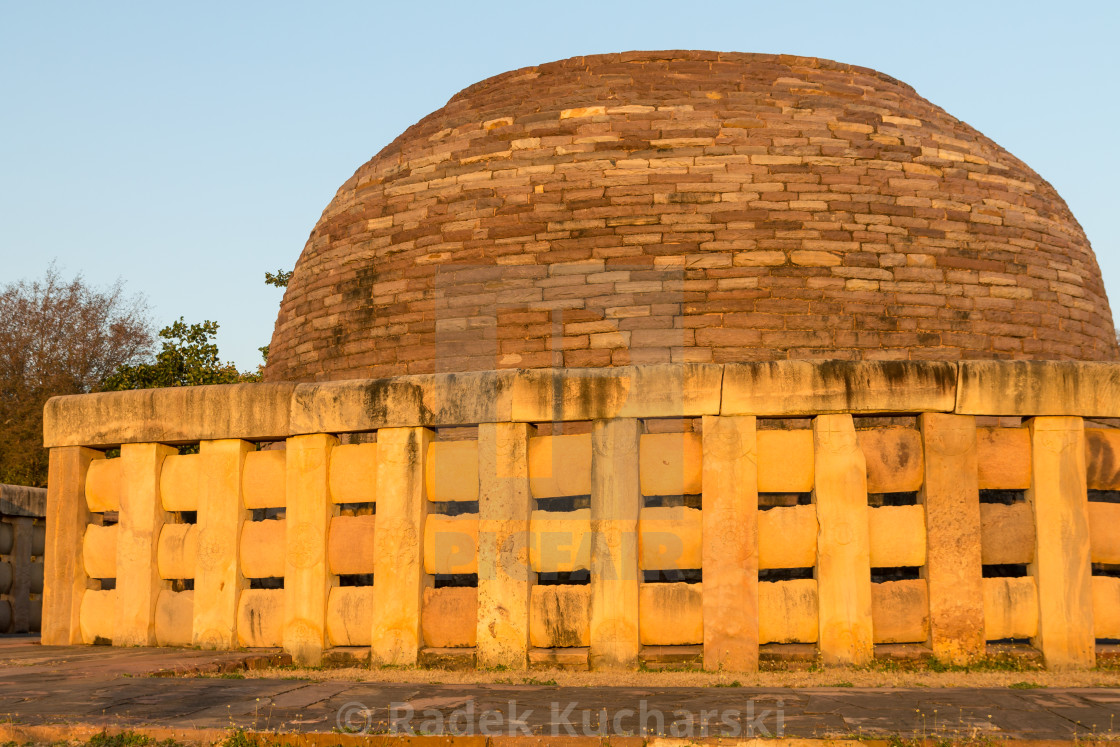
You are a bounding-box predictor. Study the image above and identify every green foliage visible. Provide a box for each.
[217,730,256,747]
[85,731,183,747]
[264,269,291,288]
[101,318,259,391]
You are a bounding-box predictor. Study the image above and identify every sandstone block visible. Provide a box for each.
[919,413,984,665]
[528,434,592,499]
[512,364,722,422]
[1026,417,1094,670]
[639,432,702,496]
[44,382,296,449]
[193,439,253,649]
[1087,429,1120,490]
[156,523,197,580]
[82,524,117,580]
[757,430,814,493]
[813,414,873,665]
[242,449,286,509]
[371,427,433,666]
[42,447,100,645]
[723,361,956,416]
[638,582,702,645]
[759,580,818,644]
[291,372,515,434]
[589,418,641,670]
[114,442,176,647]
[282,434,338,666]
[529,509,592,573]
[530,584,591,648]
[237,588,283,647]
[85,458,120,513]
[328,514,378,575]
[239,519,285,579]
[326,586,374,646]
[638,505,702,571]
[976,427,1031,490]
[1093,576,1120,640]
[423,513,478,575]
[870,579,929,644]
[979,502,1035,565]
[758,505,817,569]
[959,362,1120,418]
[159,454,200,512]
[983,576,1038,641]
[857,427,923,493]
[79,589,116,644]
[868,505,926,568]
[422,586,477,647]
[701,415,759,671]
[476,422,535,669]
[426,440,479,503]
[154,589,194,646]
[329,443,377,504]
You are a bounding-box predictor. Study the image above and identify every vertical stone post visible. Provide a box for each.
[371,427,433,666]
[115,442,176,646]
[9,517,35,632]
[477,422,535,669]
[589,418,642,670]
[919,413,984,664]
[283,434,338,666]
[1027,416,1094,670]
[701,415,759,671]
[813,414,873,666]
[194,439,254,649]
[42,447,101,645]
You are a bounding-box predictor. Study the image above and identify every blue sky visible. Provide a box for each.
[2,1,1117,369]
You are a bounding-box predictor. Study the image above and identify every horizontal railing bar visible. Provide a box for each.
[43,360,1120,448]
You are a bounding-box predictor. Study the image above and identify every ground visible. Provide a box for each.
[4,637,1120,743]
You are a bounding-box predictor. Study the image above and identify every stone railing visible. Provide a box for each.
[40,361,1120,671]
[1,484,46,634]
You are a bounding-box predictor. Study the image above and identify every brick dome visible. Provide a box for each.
[264,51,1117,383]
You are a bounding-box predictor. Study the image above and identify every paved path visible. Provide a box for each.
[3,638,1120,740]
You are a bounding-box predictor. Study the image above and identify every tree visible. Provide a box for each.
[264,269,291,288]
[101,318,260,390]
[0,265,154,486]
[259,267,292,363]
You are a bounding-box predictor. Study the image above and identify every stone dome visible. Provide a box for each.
[264,51,1117,383]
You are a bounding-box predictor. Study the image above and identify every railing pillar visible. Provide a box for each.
[194,439,253,649]
[813,414,873,666]
[1027,416,1094,670]
[919,413,984,664]
[701,414,759,671]
[476,422,535,669]
[589,418,642,670]
[371,426,433,666]
[43,447,101,644]
[115,442,176,646]
[8,516,37,632]
[283,433,338,666]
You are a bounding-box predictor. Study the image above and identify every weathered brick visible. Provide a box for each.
[265,53,1117,382]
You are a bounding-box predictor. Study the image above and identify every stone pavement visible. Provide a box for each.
[2,638,1120,742]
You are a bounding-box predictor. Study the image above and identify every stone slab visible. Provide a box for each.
[43,383,297,448]
[723,361,957,416]
[290,371,516,434]
[957,361,1120,417]
[0,483,46,517]
[511,364,722,422]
